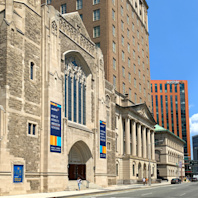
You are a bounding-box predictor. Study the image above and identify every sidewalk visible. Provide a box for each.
[1,181,171,198]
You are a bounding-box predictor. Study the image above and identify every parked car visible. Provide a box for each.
[191,178,198,182]
[171,178,181,184]
[157,176,169,182]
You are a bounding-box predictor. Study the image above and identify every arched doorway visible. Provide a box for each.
[138,163,142,180]
[68,141,92,180]
[143,163,146,178]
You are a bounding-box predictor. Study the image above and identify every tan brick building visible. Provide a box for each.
[42,0,152,109]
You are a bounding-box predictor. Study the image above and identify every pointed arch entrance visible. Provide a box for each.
[68,141,92,180]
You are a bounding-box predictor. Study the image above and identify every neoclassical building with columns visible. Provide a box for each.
[0,0,156,195]
[115,97,156,184]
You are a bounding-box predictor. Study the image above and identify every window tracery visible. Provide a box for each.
[65,59,86,125]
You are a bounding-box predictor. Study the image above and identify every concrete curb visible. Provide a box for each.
[52,183,172,198]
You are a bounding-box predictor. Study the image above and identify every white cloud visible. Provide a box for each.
[190,113,198,136]
[189,104,194,110]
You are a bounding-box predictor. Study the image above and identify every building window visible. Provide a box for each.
[142,62,145,70]
[133,50,135,59]
[138,43,140,52]
[76,0,83,10]
[127,28,130,38]
[133,164,135,176]
[134,78,136,88]
[137,30,139,39]
[160,84,162,93]
[140,97,142,103]
[93,0,100,5]
[113,58,116,70]
[122,51,125,61]
[142,37,144,45]
[151,84,152,92]
[47,0,51,4]
[142,49,144,57]
[112,25,116,37]
[134,64,136,74]
[155,84,158,93]
[93,26,100,38]
[175,84,177,93]
[93,9,100,21]
[135,93,137,103]
[143,75,145,83]
[139,84,141,92]
[116,164,119,176]
[121,20,124,31]
[61,4,67,14]
[132,37,135,46]
[128,58,131,68]
[107,142,111,150]
[122,66,125,77]
[132,11,134,18]
[95,42,100,48]
[127,15,129,24]
[65,60,86,125]
[113,75,116,89]
[129,88,131,99]
[138,70,141,78]
[170,84,172,93]
[132,23,135,32]
[127,43,130,53]
[80,14,83,20]
[112,9,115,20]
[28,122,37,136]
[128,73,131,83]
[165,84,167,93]
[123,83,125,94]
[121,6,124,16]
[127,2,129,10]
[144,88,146,97]
[30,62,34,80]
[138,56,140,65]
[113,41,116,53]
[121,35,124,46]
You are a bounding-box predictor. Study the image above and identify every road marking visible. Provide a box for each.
[142,192,152,196]
[180,193,186,196]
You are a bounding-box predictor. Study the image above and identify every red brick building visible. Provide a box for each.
[151,80,191,158]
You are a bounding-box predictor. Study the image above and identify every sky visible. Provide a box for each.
[147,0,198,158]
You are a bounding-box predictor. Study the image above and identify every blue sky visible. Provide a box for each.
[147,0,198,158]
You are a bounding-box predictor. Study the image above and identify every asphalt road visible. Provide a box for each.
[79,182,198,198]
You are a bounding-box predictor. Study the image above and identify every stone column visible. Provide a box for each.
[151,131,155,160]
[137,123,142,158]
[132,120,136,156]
[142,126,146,158]
[119,114,123,155]
[147,129,151,159]
[125,117,130,155]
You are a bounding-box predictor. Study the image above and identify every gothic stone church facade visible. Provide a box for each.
[0,0,156,195]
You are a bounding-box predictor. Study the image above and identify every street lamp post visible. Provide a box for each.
[148,139,163,186]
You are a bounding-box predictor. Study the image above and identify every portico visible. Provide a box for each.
[116,102,156,184]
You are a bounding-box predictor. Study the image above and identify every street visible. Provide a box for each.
[76,183,198,198]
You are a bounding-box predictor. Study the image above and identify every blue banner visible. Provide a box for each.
[100,120,106,159]
[50,101,61,153]
[13,165,23,183]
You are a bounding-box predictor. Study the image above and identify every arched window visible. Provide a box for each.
[30,62,34,80]
[65,60,86,125]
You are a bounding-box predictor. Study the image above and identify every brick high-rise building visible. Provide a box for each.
[42,0,152,109]
[151,80,191,158]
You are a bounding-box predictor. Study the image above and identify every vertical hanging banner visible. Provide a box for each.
[100,120,106,159]
[50,101,61,153]
[13,165,23,183]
